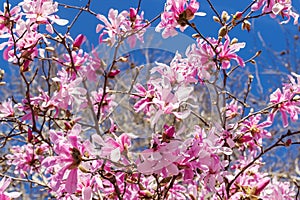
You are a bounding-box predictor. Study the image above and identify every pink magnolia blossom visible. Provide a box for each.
[178,126,227,191]
[0,177,21,200]
[17,88,59,121]
[238,114,272,150]
[6,143,49,177]
[0,3,21,37]
[42,124,92,194]
[269,87,300,127]
[51,68,87,111]
[101,133,131,163]
[260,177,296,199]
[2,28,42,71]
[225,99,242,120]
[18,0,68,33]
[229,156,272,199]
[251,0,299,25]
[96,8,147,47]
[132,82,156,114]
[84,47,104,82]
[91,88,117,119]
[72,34,86,50]
[133,74,194,127]
[0,98,14,118]
[137,135,184,177]
[215,35,246,69]
[59,49,89,72]
[156,0,206,38]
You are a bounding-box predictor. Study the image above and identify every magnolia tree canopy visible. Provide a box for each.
[0,0,299,199]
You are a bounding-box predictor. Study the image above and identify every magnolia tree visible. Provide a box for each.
[0,0,299,199]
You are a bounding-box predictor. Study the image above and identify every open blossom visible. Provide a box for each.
[194,36,245,70]
[215,35,245,69]
[267,72,300,127]
[133,76,194,127]
[96,8,147,47]
[0,177,21,200]
[268,87,300,127]
[238,114,272,150]
[0,3,21,37]
[225,99,242,120]
[6,143,49,177]
[0,98,14,118]
[101,133,131,163]
[251,0,299,25]
[52,68,87,111]
[18,0,68,33]
[178,126,227,191]
[260,177,296,199]
[137,135,184,177]
[42,124,92,194]
[91,88,117,119]
[59,49,89,72]
[156,0,206,38]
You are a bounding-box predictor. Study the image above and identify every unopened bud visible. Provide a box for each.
[73,34,86,51]
[221,11,230,22]
[218,26,228,39]
[242,20,251,32]
[231,38,238,45]
[249,59,256,64]
[285,139,292,146]
[213,16,221,23]
[255,50,262,57]
[254,178,270,195]
[45,46,55,52]
[118,56,128,62]
[233,11,243,20]
[192,33,201,38]
[108,69,120,78]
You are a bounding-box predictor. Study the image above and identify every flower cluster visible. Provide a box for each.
[156,0,206,38]
[0,0,299,199]
[0,1,68,71]
[96,8,147,47]
[251,0,299,24]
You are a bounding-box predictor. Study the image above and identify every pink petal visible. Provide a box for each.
[82,186,92,200]
[65,169,78,194]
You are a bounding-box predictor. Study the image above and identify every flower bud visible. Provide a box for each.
[242,20,251,32]
[213,16,220,23]
[233,11,243,20]
[231,38,238,45]
[218,26,228,39]
[45,46,55,52]
[254,178,270,195]
[73,34,86,51]
[221,11,230,22]
[255,50,262,57]
[192,33,201,38]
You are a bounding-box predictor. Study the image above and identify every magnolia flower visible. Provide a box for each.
[96,8,147,47]
[0,177,21,199]
[42,124,92,194]
[251,0,299,25]
[19,0,68,33]
[156,0,206,38]
[137,136,183,177]
[269,87,300,127]
[0,98,14,118]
